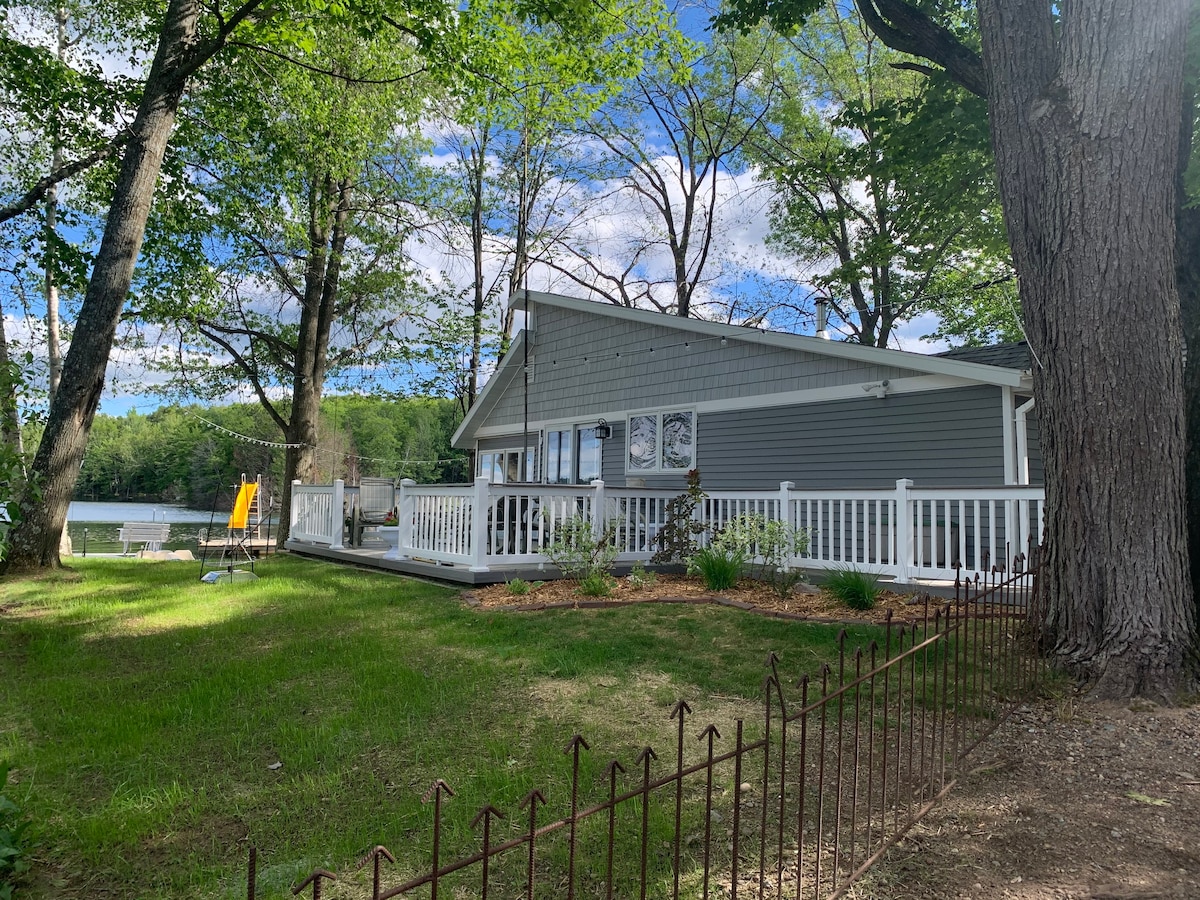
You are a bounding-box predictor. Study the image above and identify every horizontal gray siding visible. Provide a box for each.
[696,386,1009,490]
[478,435,536,453]
[483,303,924,429]
[474,386,1042,490]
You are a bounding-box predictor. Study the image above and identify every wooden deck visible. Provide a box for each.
[283,539,552,585]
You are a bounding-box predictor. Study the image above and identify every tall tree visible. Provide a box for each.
[546,4,778,319]
[0,0,458,572]
[159,27,439,544]
[744,1,1013,347]
[431,0,672,409]
[724,0,1197,698]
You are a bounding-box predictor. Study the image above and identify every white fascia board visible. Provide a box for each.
[510,290,1026,388]
[468,372,984,441]
[451,331,527,449]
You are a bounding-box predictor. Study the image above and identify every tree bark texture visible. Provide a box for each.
[978,0,1198,697]
[2,0,200,572]
[1177,7,1200,612]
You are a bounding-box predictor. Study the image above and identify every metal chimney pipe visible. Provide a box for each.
[815,297,830,340]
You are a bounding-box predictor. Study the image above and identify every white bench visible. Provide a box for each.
[118,522,171,555]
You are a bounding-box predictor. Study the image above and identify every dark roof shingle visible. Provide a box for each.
[936,342,1031,370]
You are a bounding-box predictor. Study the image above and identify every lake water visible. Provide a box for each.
[65,501,276,555]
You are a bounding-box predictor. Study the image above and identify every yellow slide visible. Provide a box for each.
[228,481,258,529]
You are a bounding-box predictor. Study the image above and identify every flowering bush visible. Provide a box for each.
[382,510,399,526]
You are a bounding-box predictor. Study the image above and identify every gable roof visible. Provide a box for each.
[453,291,1030,448]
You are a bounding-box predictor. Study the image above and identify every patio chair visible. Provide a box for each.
[352,477,396,547]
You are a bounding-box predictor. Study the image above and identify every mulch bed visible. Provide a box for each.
[464,573,955,626]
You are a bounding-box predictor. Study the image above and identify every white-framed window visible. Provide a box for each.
[478,448,535,483]
[627,409,694,473]
[544,423,605,484]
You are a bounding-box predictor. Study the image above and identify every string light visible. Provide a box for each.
[186,410,465,469]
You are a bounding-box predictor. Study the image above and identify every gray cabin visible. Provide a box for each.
[453,291,1041,492]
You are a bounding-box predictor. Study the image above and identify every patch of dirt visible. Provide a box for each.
[852,697,1200,900]
[467,573,935,624]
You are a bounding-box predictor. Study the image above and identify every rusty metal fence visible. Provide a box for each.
[252,559,1044,900]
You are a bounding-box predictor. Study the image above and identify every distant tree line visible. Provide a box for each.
[26,397,468,509]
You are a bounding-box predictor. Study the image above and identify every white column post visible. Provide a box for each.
[590,479,606,541]
[779,481,795,569]
[290,479,301,539]
[778,481,794,524]
[330,479,345,549]
[469,476,492,572]
[397,479,416,560]
[895,478,914,584]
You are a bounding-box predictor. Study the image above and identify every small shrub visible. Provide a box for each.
[627,561,657,590]
[505,577,533,596]
[687,545,745,591]
[652,468,708,564]
[0,764,29,899]
[543,515,618,585]
[824,568,882,611]
[576,571,617,597]
[711,513,810,599]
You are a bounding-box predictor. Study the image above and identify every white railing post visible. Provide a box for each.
[895,478,914,583]
[778,481,794,524]
[290,479,301,538]
[469,476,492,572]
[590,479,606,540]
[397,479,416,560]
[330,479,345,549]
[779,481,795,567]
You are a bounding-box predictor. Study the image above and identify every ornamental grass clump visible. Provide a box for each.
[713,513,810,599]
[687,545,746,591]
[824,567,882,611]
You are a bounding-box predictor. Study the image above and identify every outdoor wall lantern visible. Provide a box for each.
[593,418,613,440]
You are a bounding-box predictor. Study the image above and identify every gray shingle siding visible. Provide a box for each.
[482,304,924,428]
[476,386,1023,490]
[696,386,1008,490]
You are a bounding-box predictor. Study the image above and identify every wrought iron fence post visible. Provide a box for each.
[471,807,503,900]
[635,746,657,900]
[422,780,454,900]
[670,701,691,900]
[564,734,590,900]
[520,789,547,900]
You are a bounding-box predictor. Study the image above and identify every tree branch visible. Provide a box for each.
[855,0,987,97]
[0,136,128,225]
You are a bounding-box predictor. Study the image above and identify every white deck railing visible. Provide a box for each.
[288,477,1045,582]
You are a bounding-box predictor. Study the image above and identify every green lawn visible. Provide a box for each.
[0,555,880,899]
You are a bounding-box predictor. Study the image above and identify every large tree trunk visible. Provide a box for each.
[978,0,1197,698]
[1178,7,1200,610]
[276,175,350,547]
[1,0,200,573]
